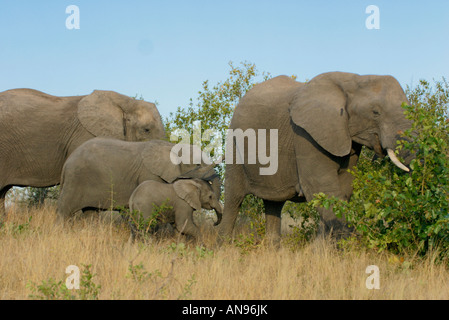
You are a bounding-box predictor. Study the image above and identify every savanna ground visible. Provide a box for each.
[1,203,449,300]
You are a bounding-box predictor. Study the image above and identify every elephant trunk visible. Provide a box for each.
[205,173,223,226]
[207,175,223,226]
[213,201,223,226]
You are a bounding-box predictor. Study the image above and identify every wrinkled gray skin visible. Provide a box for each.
[218,72,413,242]
[57,138,222,221]
[129,178,223,240]
[0,89,165,218]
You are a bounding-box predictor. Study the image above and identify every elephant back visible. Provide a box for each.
[230,75,303,130]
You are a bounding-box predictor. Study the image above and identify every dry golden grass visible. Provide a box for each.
[1,204,449,300]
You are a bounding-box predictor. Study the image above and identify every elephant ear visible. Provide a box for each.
[77,90,127,139]
[289,81,351,157]
[141,141,182,183]
[173,179,202,211]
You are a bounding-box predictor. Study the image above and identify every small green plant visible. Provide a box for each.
[164,242,214,260]
[127,262,162,284]
[177,274,197,300]
[166,242,188,257]
[194,245,214,259]
[1,216,32,236]
[125,259,196,299]
[27,278,75,300]
[28,264,101,300]
[78,264,101,300]
[118,199,173,240]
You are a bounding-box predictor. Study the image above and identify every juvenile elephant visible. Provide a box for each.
[56,138,222,222]
[218,72,413,242]
[0,89,165,217]
[128,178,223,240]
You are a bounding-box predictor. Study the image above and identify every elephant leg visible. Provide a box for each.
[311,187,353,240]
[0,186,11,221]
[218,164,248,241]
[316,207,352,240]
[315,148,360,238]
[263,200,285,244]
[299,166,353,239]
[219,194,245,239]
[56,190,80,224]
[176,215,200,240]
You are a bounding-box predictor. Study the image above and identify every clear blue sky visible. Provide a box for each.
[1,1,448,118]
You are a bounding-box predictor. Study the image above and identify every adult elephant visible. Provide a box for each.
[56,138,222,224]
[0,89,165,217]
[218,72,413,242]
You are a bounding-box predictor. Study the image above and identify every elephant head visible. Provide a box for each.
[173,178,223,225]
[289,72,412,170]
[141,141,223,210]
[77,90,165,141]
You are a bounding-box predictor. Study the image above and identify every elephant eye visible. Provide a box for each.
[143,128,150,133]
[372,109,380,116]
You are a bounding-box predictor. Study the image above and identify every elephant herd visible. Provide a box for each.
[0,71,413,243]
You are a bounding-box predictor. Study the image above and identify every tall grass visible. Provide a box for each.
[1,205,449,299]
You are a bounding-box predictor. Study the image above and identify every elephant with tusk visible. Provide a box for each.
[218,72,413,243]
[0,89,165,219]
[56,138,222,223]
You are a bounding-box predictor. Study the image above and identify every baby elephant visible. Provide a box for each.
[128,178,223,240]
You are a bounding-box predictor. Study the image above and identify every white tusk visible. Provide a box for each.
[387,149,410,172]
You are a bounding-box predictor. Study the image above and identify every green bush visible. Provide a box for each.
[313,78,449,258]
